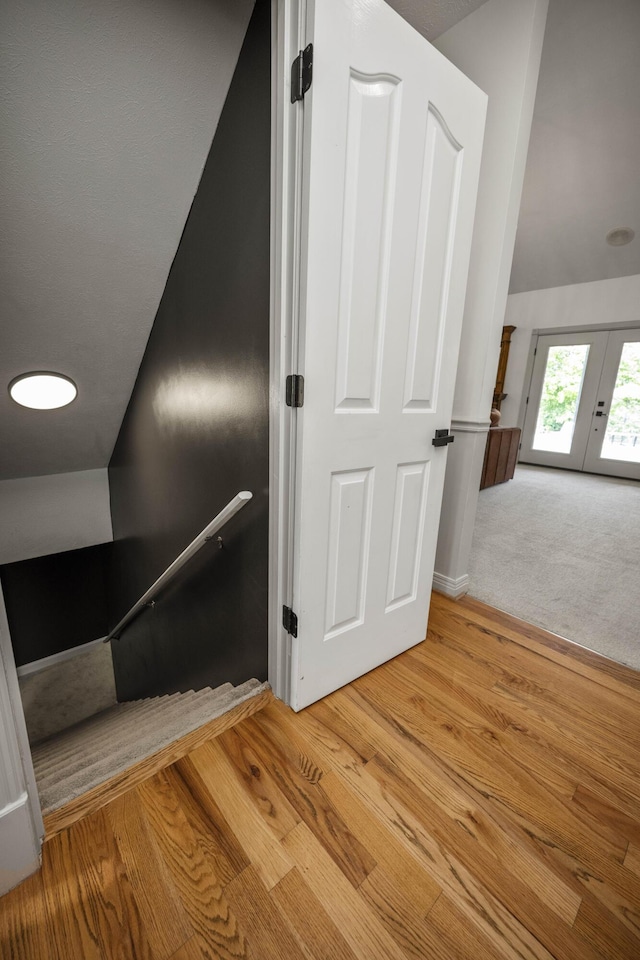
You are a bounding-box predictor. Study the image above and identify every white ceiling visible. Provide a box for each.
[509,0,640,293]
[2,0,637,481]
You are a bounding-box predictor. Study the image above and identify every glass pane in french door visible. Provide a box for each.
[532,344,590,454]
[601,340,640,463]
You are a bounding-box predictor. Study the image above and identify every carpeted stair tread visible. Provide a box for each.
[36,683,255,801]
[31,691,190,772]
[30,690,183,756]
[35,686,230,788]
[34,680,268,814]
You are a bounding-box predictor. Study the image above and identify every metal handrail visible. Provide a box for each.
[106,490,253,641]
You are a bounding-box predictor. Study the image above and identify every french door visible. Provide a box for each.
[520,328,640,480]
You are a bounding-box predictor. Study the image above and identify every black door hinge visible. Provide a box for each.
[286,374,304,407]
[282,605,298,637]
[291,44,313,103]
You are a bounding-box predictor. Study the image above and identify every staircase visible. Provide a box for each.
[31,678,268,815]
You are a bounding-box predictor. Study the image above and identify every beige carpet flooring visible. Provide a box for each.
[468,464,640,670]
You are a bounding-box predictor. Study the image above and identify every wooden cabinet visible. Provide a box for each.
[480,426,521,490]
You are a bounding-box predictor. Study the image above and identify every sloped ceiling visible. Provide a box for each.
[0,0,254,480]
[509,0,640,293]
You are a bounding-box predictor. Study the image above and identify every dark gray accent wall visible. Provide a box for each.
[1,544,111,666]
[107,0,270,701]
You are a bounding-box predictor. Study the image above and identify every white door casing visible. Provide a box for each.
[289,0,486,710]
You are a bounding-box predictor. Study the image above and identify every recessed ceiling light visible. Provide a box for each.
[9,372,78,410]
[606,227,635,246]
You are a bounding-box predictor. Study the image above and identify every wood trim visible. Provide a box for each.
[42,687,273,841]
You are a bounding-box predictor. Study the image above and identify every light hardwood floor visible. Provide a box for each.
[2,592,640,959]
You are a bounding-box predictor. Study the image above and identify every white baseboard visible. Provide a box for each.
[432,571,470,599]
[17,637,107,679]
[0,793,41,896]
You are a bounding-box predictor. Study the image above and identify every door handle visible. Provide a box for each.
[432,429,455,447]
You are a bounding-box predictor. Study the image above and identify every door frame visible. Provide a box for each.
[268,0,305,704]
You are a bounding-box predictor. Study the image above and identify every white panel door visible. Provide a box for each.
[290,0,486,710]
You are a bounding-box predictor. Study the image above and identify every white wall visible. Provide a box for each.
[432,0,549,595]
[0,468,112,565]
[501,273,640,427]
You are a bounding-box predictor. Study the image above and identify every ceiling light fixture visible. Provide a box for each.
[9,372,78,410]
[606,227,635,246]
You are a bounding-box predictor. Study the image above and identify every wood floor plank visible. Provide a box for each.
[444,593,640,699]
[5,591,638,960]
[426,893,514,960]
[326,686,582,927]
[365,750,600,960]
[358,864,451,960]
[187,738,294,890]
[216,724,301,840]
[572,783,640,849]
[106,789,192,959]
[0,868,56,960]
[319,768,442,916]
[270,867,360,960]
[275,701,561,960]
[573,895,640,960]
[432,601,640,751]
[355,662,629,868]
[417,622,640,815]
[44,807,156,960]
[281,821,410,960]
[223,865,307,960]
[136,770,248,960]
[240,713,377,888]
[306,697,379,762]
[626,844,640,877]
[164,759,250,886]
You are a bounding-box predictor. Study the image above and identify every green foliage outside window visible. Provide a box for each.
[538,345,588,433]
[538,342,640,440]
[607,343,640,438]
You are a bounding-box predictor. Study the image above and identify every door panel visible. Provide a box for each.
[324,468,374,637]
[385,461,430,610]
[290,0,486,709]
[335,72,400,412]
[403,108,463,411]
